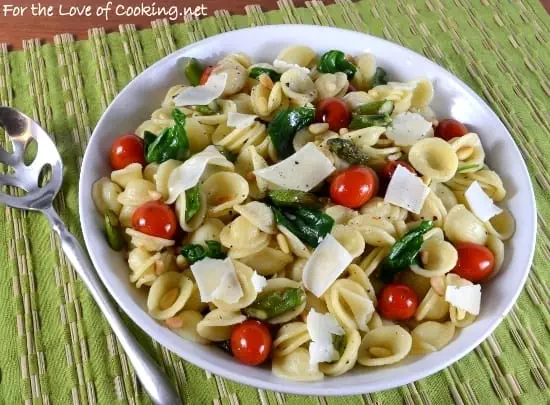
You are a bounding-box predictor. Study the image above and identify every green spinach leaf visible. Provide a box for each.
[180,240,226,264]
[380,220,433,282]
[145,108,189,164]
[249,67,281,82]
[268,107,315,159]
[185,185,201,222]
[272,206,334,248]
[318,50,357,79]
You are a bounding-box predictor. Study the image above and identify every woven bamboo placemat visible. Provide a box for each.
[0,0,549,404]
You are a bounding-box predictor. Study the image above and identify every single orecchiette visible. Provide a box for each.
[351,53,376,91]
[185,218,225,246]
[359,246,389,276]
[324,204,359,224]
[331,224,365,258]
[360,196,408,223]
[128,247,160,287]
[166,310,209,344]
[126,228,175,252]
[147,272,194,320]
[201,172,249,217]
[280,68,317,106]
[111,162,143,188]
[325,279,375,331]
[276,45,317,67]
[196,308,246,342]
[211,55,248,96]
[410,321,455,354]
[239,246,293,276]
[155,160,181,200]
[357,325,412,366]
[449,133,485,172]
[272,347,324,381]
[409,238,458,278]
[92,177,122,215]
[409,138,459,182]
[315,72,349,99]
[415,288,450,321]
[444,204,488,245]
[484,209,515,241]
[117,179,156,206]
[319,329,361,376]
[348,215,397,246]
[273,321,310,357]
[220,215,271,258]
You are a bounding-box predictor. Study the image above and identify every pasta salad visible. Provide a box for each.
[92,45,515,380]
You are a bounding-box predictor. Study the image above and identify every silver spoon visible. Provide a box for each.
[0,106,181,405]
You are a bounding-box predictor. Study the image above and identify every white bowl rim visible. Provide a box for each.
[78,24,537,396]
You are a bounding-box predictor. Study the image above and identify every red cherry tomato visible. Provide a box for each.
[131,200,178,239]
[330,166,378,208]
[380,160,416,182]
[109,134,145,170]
[452,242,495,283]
[435,119,469,141]
[378,284,419,321]
[199,66,214,85]
[230,320,272,366]
[315,98,351,131]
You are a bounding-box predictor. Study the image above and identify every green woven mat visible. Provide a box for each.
[1,0,550,404]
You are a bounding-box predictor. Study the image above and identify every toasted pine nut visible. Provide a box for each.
[369,346,392,357]
[309,122,329,135]
[259,73,274,89]
[276,233,290,254]
[176,255,188,270]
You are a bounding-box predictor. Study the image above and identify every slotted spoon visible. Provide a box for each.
[0,106,181,405]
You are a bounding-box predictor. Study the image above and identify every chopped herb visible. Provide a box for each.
[185,185,201,222]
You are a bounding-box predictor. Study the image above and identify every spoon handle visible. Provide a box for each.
[43,207,182,405]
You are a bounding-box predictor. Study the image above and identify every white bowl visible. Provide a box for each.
[78,25,536,396]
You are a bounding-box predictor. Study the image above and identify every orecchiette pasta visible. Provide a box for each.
[357,325,412,366]
[94,46,515,381]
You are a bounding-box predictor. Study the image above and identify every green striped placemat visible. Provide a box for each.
[1,0,549,404]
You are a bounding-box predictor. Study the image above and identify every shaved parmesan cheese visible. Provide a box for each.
[386,112,432,146]
[465,181,503,221]
[384,165,430,214]
[309,341,339,365]
[173,73,227,106]
[307,309,344,343]
[302,234,353,297]
[227,112,257,129]
[254,143,334,192]
[167,145,234,203]
[445,284,481,315]
[306,309,344,366]
[190,257,243,303]
[234,201,276,234]
[273,59,310,75]
[251,271,267,293]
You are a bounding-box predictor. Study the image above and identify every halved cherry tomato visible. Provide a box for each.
[109,133,145,170]
[452,242,495,283]
[435,119,469,141]
[199,66,214,85]
[378,284,419,321]
[315,98,351,131]
[230,320,272,366]
[132,200,178,239]
[330,166,378,208]
[380,160,416,183]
